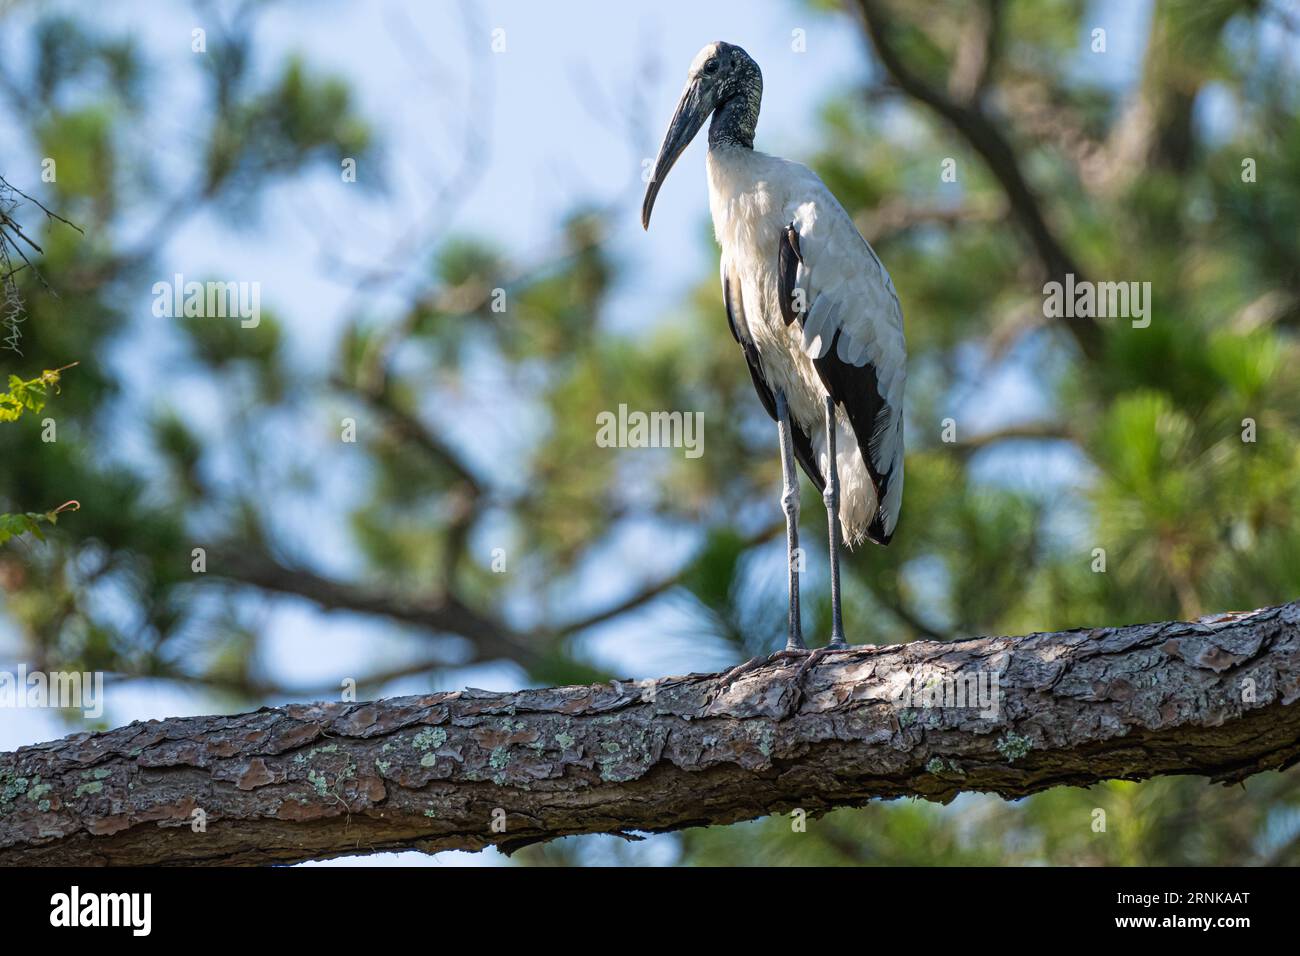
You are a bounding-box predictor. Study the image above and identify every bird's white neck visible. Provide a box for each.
[705,146,782,250]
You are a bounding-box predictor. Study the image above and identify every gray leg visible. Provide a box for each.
[776,388,804,651]
[823,395,847,648]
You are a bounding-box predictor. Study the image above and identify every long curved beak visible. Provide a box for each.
[641,80,711,230]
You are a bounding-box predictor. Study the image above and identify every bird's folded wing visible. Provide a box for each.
[721,251,826,490]
[779,194,905,543]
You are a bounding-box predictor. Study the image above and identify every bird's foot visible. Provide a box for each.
[781,644,834,719]
[715,640,853,716]
[718,647,809,691]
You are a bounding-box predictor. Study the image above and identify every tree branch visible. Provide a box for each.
[850,0,1103,359]
[946,0,1002,104]
[549,520,784,638]
[948,420,1076,459]
[207,545,545,671]
[3,600,1298,865]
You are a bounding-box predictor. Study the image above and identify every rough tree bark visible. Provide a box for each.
[2,601,1298,866]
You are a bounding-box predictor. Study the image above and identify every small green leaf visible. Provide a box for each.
[0,362,77,423]
[0,501,79,546]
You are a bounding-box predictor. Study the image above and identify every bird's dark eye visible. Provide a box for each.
[703,60,719,75]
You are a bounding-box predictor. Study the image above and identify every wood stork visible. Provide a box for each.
[642,41,905,658]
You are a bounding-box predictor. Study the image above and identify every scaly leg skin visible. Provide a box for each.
[823,394,848,649]
[718,397,853,711]
[716,389,811,695]
[776,387,804,652]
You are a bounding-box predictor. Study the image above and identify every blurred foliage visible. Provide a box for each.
[2,0,1299,865]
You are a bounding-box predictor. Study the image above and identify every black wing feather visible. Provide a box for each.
[777,225,802,325]
[774,220,901,545]
[811,331,896,544]
[723,264,825,490]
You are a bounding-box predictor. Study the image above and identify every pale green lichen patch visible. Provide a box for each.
[423,809,437,818]
[996,732,1033,762]
[595,720,668,781]
[595,742,622,779]
[374,758,391,774]
[294,743,347,786]
[75,781,103,797]
[419,753,437,767]
[598,762,634,782]
[306,769,330,796]
[0,773,28,809]
[28,781,52,803]
[555,732,575,749]
[925,756,965,776]
[413,728,447,752]
[489,746,511,770]
[595,732,659,783]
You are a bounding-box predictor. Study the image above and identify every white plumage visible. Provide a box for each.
[707,144,906,545]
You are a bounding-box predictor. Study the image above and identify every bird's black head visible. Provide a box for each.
[688,42,762,128]
[641,41,763,229]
